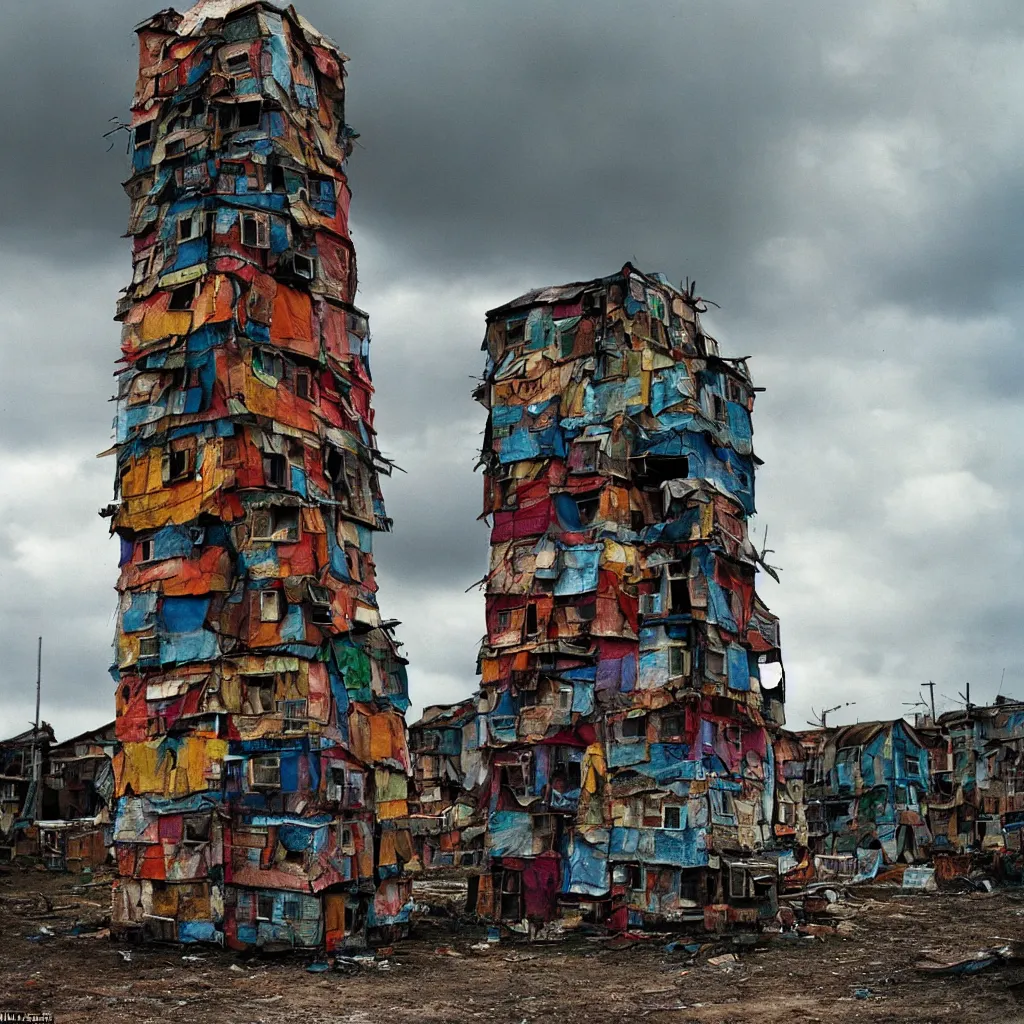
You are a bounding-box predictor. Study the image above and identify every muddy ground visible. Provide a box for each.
[2,867,1024,1023]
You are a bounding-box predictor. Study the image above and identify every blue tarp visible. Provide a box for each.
[489,811,533,857]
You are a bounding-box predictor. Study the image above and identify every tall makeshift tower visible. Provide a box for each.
[474,264,785,934]
[108,0,414,950]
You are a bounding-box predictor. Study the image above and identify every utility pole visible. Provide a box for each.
[924,680,936,722]
[26,637,42,821]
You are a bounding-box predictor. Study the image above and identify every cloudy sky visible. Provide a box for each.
[1,0,1022,741]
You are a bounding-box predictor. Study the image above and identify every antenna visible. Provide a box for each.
[957,682,973,712]
[26,637,42,821]
[924,680,936,721]
[807,702,855,729]
[754,524,782,583]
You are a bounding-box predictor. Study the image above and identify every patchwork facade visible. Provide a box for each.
[473,264,785,934]
[932,700,1024,853]
[108,0,413,949]
[798,720,932,866]
[407,700,483,871]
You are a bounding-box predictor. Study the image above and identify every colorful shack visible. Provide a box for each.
[107,0,413,949]
[799,720,931,865]
[407,699,483,871]
[473,264,785,935]
[932,699,1024,853]
[0,723,57,859]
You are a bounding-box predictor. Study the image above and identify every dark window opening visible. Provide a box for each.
[669,576,691,614]
[237,102,262,128]
[134,122,153,146]
[495,610,512,632]
[679,870,703,903]
[554,748,582,789]
[140,539,155,562]
[183,815,211,844]
[669,646,689,680]
[223,51,250,73]
[663,805,682,830]
[168,283,197,311]
[637,455,690,490]
[525,604,539,636]
[308,582,332,624]
[294,370,311,400]
[626,863,643,891]
[263,453,287,488]
[712,394,727,423]
[621,715,646,740]
[496,868,524,921]
[168,446,194,482]
[292,253,315,280]
[254,348,284,380]
[271,165,286,192]
[506,320,526,346]
[661,713,684,739]
[256,894,274,921]
[575,494,600,526]
[324,446,345,486]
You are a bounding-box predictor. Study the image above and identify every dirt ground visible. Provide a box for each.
[2,867,1024,1023]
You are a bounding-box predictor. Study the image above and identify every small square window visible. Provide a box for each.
[506,320,526,345]
[292,254,315,280]
[668,647,688,680]
[663,805,682,830]
[712,394,728,423]
[251,755,281,788]
[168,445,195,483]
[254,349,284,380]
[575,494,600,526]
[183,814,211,845]
[237,101,262,128]
[223,51,251,74]
[139,635,160,660]
[294,370,311,400]
[496,610,512,631]
[167,283,197,311]
[621,715,646,740]
[259,590,282,622]
[134,122,153,146]
[281,699,307,732]
[177,214,201,242]
[263,452,288,488]
[256,893,274,920]
[139,539,155,563]
[239,211,270,248]
[660,714,684,740]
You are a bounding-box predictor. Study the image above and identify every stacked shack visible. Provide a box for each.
[407,699,483,870]
[473,264,785,934]
[798,721,932,866]
[932,699,1024,852]
[107,0,413,949]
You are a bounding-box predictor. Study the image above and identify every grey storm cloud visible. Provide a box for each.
[0,0,1023,739]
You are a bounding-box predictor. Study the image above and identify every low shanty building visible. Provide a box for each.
[0,723,57,859]
[798,719,932,866]
[407,699,484,871]
[35,722,118,873]
[932,698,1024,853]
